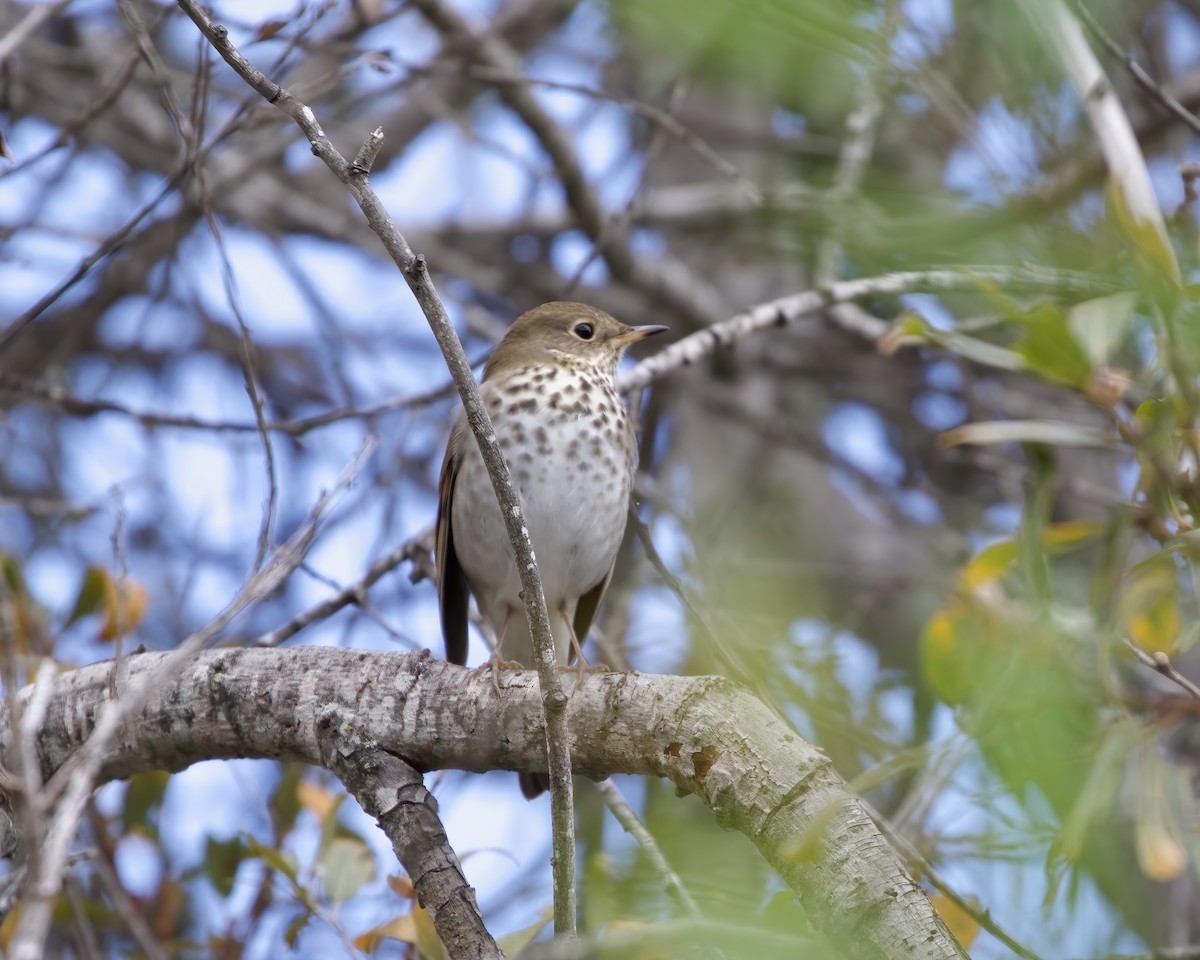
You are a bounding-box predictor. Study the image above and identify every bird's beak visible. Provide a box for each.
[611,324,668,345]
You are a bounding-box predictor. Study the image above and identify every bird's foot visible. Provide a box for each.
[471,652,526,695]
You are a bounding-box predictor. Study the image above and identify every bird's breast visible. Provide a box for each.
[450,368,635,607]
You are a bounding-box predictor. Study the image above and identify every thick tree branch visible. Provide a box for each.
[1,648,969,960]
[315,701,501,960]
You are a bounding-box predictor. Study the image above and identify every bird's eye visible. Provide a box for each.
[573,322,595,341]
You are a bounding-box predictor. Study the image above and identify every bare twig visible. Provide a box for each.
[63,874,102,960]
[0,372,460,436]
[814,0,900,285]
[594,780,699,917]
[88,850,170,960]
[0,0,72,69]
[812,0,901,339]
[400,59,761,202]
[172,0,578,936]
[252,529,432,648]
[618,266,1114,394]
[1124,637,1200,700]
[1071,0,1200,137]
[410,0,726,331]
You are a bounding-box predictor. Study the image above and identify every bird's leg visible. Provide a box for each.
[470,610,524,695]
[558,607,609,685]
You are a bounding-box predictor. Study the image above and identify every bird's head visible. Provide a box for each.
[484,301,667,380]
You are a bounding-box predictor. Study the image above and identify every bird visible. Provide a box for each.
[436,301,666,797]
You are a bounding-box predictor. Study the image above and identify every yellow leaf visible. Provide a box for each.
[296,780,340,825]
[929,893,981,950]
[921,601,979,706]
[100,577,148,641]
[1043,519,1106,549]
[1120,555,1180,653]
[354,913,418,952]
[959,522,1104,594]
[387,872,414,900]
[413,905,446,960]
[0,900,18,948]
[1135,821,1187,882]
[959,541,1017,591]
[1134,747,1189,882]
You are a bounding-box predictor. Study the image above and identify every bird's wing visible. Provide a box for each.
[437,419,470,665]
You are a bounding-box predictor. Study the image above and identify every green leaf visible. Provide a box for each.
[878,310,1026,371]
[204,836,250,897]
[496,906,553,956]
[1058,718,1141,862]
[270,763,305,837]
[1014,303,1093,386]
[122,771,170,836]
[0,554,23,593]
[245,835,300,885]
[66,566,109,627]
[284,912,311,949]
[318,836,375,904]
[1068,292,1137,365]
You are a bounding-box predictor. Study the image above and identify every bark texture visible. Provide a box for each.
[0,648,967,960]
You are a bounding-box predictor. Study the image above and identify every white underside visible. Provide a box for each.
[451,379,632,666]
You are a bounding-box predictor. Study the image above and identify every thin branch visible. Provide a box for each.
[252,529,433,648]
[617,266,1115,394]
[814,0,900,285]
[594,780,699,917]
[409,0,726,331]
[1071,0,1200,137]
[1018,0,1179,284]
[88,850,170,960]
[398,59,761,203]
[0,372,460,436]
[172,1,578,936]
[812,0,902,340]
[1123,638,1200,701]
[0,0,73,68]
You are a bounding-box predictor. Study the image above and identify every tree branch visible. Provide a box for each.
[1,648,968,960]
[617,266,1116,394]
[315,700,501,960]
[409,0,727,330]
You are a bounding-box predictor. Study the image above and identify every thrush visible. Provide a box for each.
[436,301,666,797]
